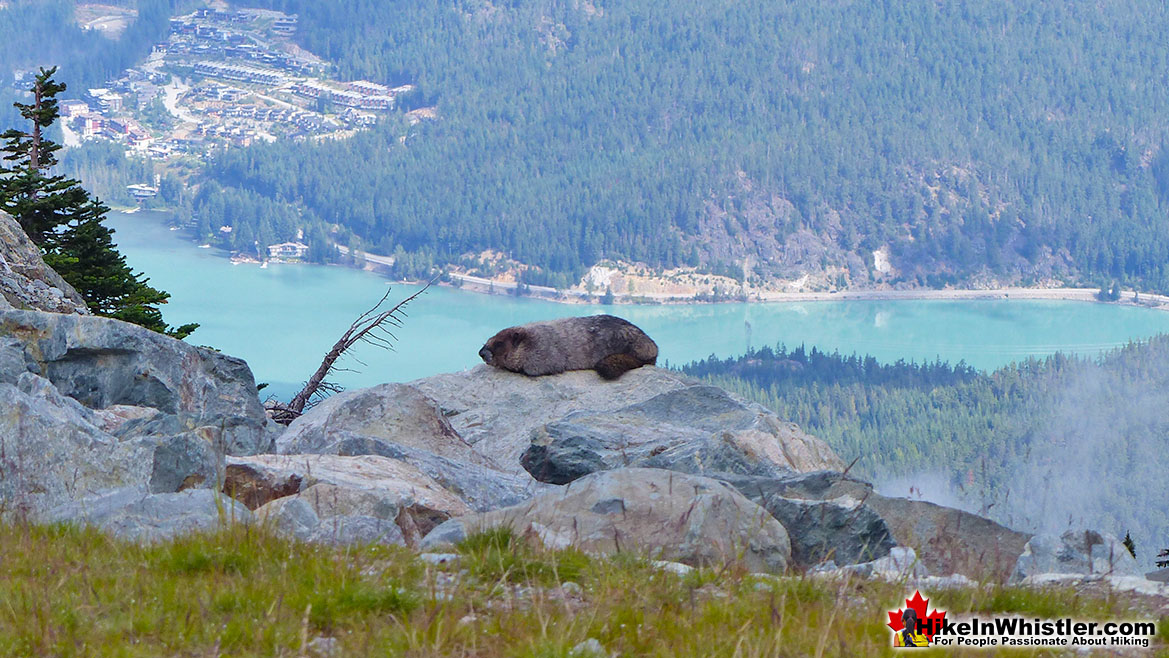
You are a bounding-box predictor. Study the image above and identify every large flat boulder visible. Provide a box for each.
[0,309,272,455]
[227,454,471,546]
[43,487,252,542]
[0,210,88,315]
[421,467,792,573]
[277,383,490,466]
[866,494,1031,582]
[295,431,546,512]
[410,365,842,476]
[722,471,1029,579]
[521,385,842,483]
[725,473,896,568]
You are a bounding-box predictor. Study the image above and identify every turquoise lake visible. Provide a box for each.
[108,211,1169,400]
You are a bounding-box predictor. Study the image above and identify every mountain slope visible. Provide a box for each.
[188,0,1169,290]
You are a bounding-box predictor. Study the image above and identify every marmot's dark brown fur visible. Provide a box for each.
[478,315,658,380]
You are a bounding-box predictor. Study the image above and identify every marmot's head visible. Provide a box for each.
[479,327,528,371]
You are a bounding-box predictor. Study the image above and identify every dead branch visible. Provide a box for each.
[269,278,435,425]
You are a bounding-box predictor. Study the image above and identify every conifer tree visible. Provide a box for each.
[0,67,197,339]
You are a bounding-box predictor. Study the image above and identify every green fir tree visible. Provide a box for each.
[0,67,197,339]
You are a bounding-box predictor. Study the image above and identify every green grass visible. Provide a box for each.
[0,522,1165,656]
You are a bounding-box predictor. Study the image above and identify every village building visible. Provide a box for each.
[268,241,309,259]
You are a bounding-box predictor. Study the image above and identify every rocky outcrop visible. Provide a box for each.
[0,210,88,315]
[256,494,406,545]
[228,454,471,546]
[0,372,159,516]
[1012,530,1140,583]
[718,471,1029,578]
[422,467,793,573]
[286,431,543,512]
[42,487,252,542]
[0,309,272,455]
[411,365,843,476]
[866,495,1031,582]
[521,385,840,484]
[277,383,485,464]
[725,473,896,568]
[0,279,273,528]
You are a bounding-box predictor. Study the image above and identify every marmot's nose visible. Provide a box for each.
[479,346,493,363]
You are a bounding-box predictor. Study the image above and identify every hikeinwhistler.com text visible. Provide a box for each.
[925,617,1157,649]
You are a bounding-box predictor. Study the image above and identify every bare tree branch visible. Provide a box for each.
[266,278,436,425]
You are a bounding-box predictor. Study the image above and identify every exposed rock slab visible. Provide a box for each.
[43,487,251,542]
[866,494,1031,582]
[0,210,88,314]
[0,373,155,516]
[298,431,545,512]
[228,454,471,545]
[421,467,792,573]
[521,385,841,483]
[0,375,225,516]
[410,365,842,476]
[254,486,409,546]
[720,470,1028,578]
[0,308,272,455]
[277,383,488,465]
[725,472,896,568]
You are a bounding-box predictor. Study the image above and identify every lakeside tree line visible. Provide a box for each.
[682,339,1169,565]
[177,0,1169,290]
[8,1,1169,289]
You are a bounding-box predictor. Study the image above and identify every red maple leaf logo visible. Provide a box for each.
[887,591,947,641]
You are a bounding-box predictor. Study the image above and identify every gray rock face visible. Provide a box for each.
[1012,530,1141,582]
[0,210,88,314]
[813,547,929,580]
[718,471,1028,577]
[43,487,252,542]
[410,365,842,477]
[277,383,487,465]
[0,309,271,455]
[421,467,792,573]
[256,493,408,546]
[302,431,545,512]
[726,473,896,568]
[0,372,242,521]
[0,295,273,529]
[521,385,841,484]
[866,494,1032,582]
[231,454,471,546]
[0,373,155,515]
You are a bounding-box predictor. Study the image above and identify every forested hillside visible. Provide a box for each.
[181,0,1169,290]
[682,339,1169,565]
[0,0,186,164]
[0,0,180,90]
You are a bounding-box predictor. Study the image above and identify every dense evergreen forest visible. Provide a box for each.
[182,0,1169,290]
[0,0,181,90]
[682,340,1169,565]
[7,1,1169,289]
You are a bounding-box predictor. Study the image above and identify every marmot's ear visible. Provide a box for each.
[511,331,527,345]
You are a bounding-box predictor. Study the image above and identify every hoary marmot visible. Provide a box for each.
[478,315,658,380]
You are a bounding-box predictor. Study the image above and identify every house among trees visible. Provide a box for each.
[268,241,309,260]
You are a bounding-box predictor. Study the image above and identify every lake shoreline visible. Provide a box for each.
[105,209,1169,388]
[432,276,1169,311]
[115,206,1169,313]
